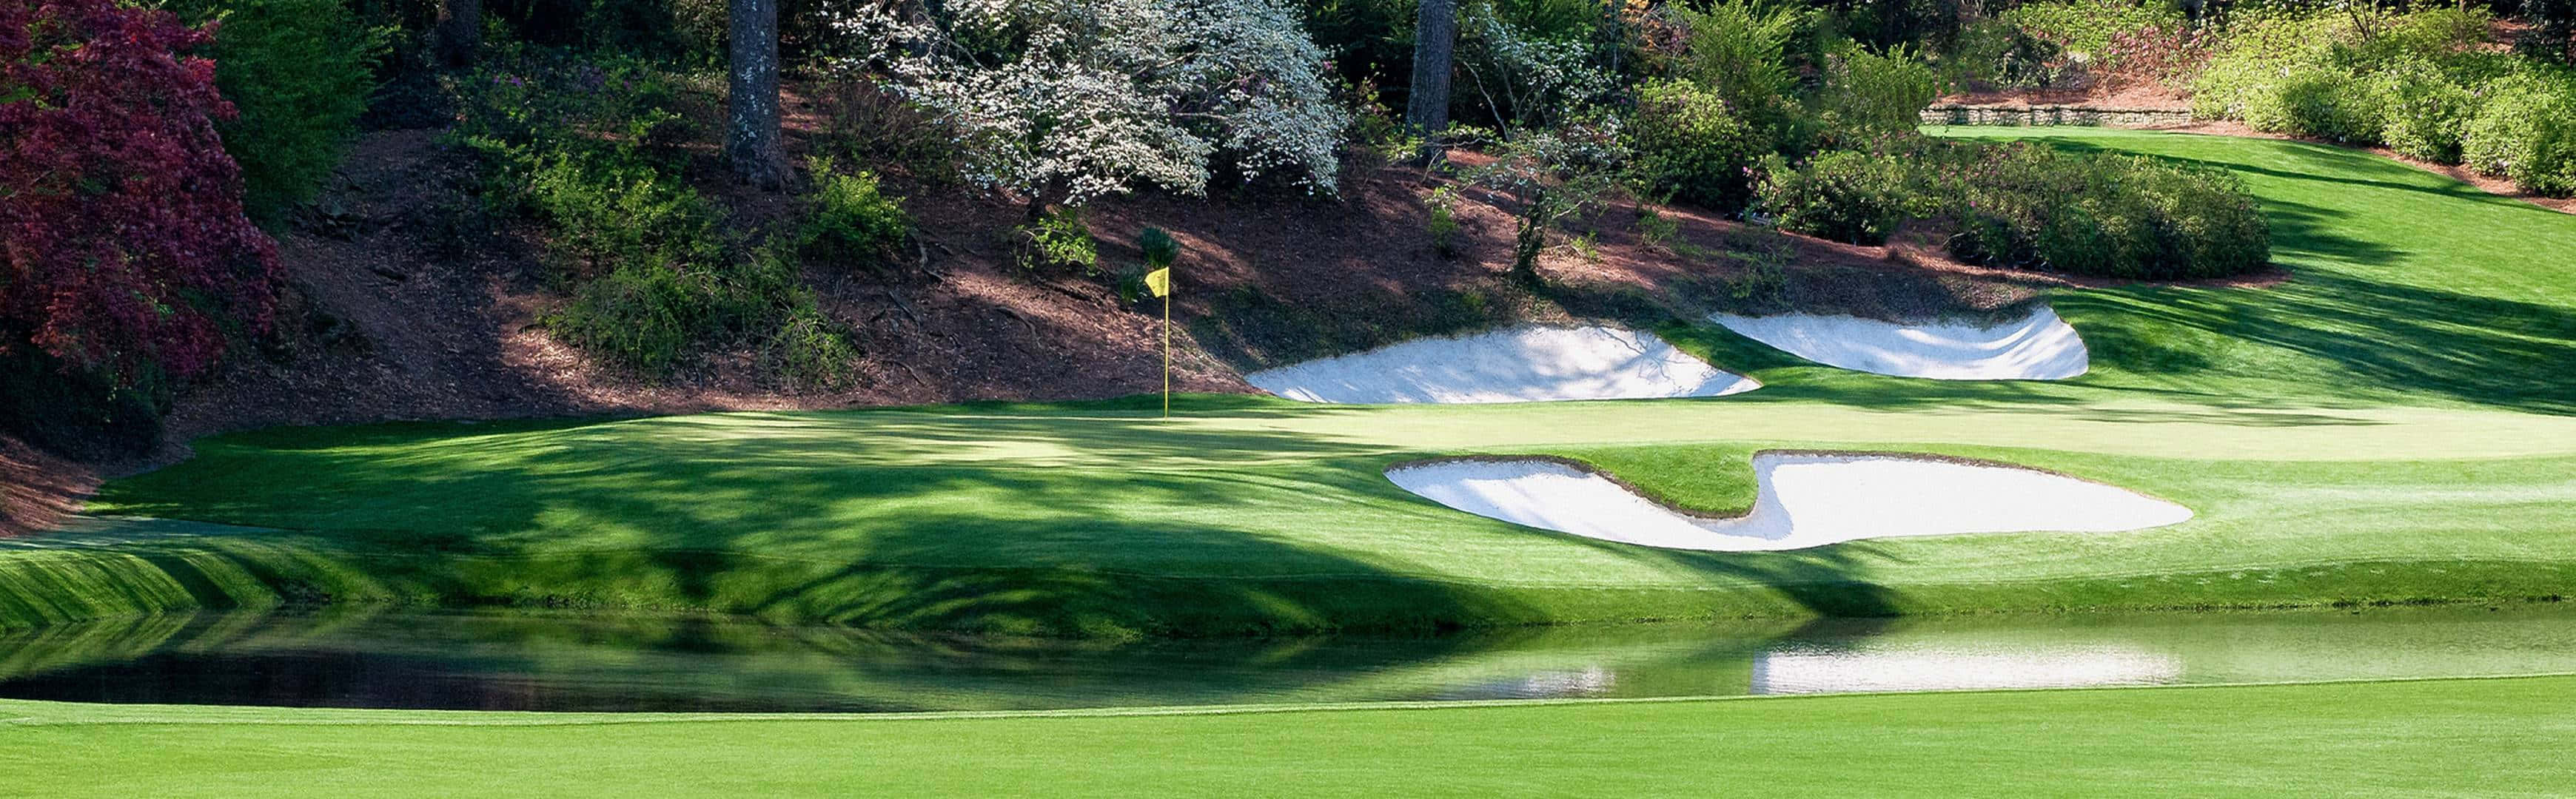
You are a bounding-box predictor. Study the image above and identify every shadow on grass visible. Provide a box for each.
[2014,132,2569,222]
[54,403,1945,641]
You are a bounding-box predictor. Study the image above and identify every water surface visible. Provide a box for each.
[1,605,2569,712]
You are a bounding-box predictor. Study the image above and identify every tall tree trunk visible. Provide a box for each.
[433,0,480,69]
[727,0,788,190]
[1406,0,1456,137]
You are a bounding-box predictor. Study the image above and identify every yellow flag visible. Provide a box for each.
[1143,267,1172,297]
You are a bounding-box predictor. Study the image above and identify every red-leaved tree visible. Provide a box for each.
[1,0,281,384]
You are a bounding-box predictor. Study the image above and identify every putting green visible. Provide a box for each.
[6,129,2575,638]
[4,675,2572,797]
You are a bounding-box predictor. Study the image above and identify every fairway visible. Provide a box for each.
[9,130,2576,638]
[7,675,2573,797]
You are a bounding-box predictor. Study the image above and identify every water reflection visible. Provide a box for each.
[0,604,2570,712]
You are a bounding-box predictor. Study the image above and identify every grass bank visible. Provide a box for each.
[4,675,2572,796]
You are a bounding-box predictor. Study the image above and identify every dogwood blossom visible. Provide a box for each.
[842,0,1349,208]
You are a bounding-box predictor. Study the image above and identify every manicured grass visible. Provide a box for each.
[6,130,2575,636]
[4,675,2572,797]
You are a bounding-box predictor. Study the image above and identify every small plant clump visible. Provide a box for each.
[1425,187,1463,257]
[1016,208,1099,273]
[798,157,911,272]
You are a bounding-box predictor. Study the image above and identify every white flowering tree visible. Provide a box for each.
[851,0,1350,219]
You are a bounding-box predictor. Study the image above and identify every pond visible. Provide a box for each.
[2,604,2571,713]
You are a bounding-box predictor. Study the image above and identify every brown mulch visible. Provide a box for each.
[0,434,96,537]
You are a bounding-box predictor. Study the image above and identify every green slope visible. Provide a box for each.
[5,675,2572,797]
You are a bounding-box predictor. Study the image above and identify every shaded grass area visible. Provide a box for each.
[4,675,2573,797]
[1929,127,2576,414]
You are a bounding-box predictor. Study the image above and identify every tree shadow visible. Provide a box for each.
[2066,271,2576,414]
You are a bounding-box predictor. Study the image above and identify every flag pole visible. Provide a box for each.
[1140,226,1178,421]
[1162,283,1171,419]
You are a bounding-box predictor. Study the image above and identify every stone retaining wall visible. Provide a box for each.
[1921,104,2195,129]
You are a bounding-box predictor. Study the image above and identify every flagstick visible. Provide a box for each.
[1162,282,1172,419]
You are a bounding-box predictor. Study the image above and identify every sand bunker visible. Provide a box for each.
[1385,453,2190,552]
[1709,306,2087,380]
[1244,325,1760,404]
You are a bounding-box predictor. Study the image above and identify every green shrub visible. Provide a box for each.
[2377,60,2480,163]
[2000,0,2184,61]
[447,48,691,181]
[1016,208,1098,272]
[1671,0,1809,131]
[1950,145,2270,280]
[2349,7,2491,67]
[1752,149,1922,246]
[798,157,910,271]
[1939,17,2066,90]
[1138,226,1180,269]
[2197,7,2508,153]
[1811,44,1941,146]
[2249,63,2388,143]
[169,0,386,223]
[2461,74,2576,196]
[2191,13,2341,121]
[1627,80,1768,212]
[1634,206,1680,247]
[1425,187,1463,257]
[523,153,720,274]
[551,247,852,380]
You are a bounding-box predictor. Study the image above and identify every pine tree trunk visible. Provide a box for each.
[727,0,788,191]
[1406,0,1456,136]
[433,0,480,69]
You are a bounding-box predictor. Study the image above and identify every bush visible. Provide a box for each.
[1670,0,1809,129]
[167,0,386,223]
[447,48,691,184]
[2,0,282,385]
[1938,17,2065,90]
[1138,227,1181,269]
[2000,0,2183,61]
[2461,74,2576,196]
[523,153,720,275]
[2248,63,2388,143]
[2377,59,2480,163]
[1627,80,1768,212]
[1016,208,1099,272]
[1950,145,2270,280]
[798,158,910,271]
[1752,149,1923,246]
[550,248,852,382]
[1811,44,1942,144]
[2191,13,2341,122]
[1425,187,1463,257]
[2196,7,2504,152]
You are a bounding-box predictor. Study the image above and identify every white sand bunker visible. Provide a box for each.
[1244,325,1760,404]
[1709,306,2087,380]
[1386,453,2190,552]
